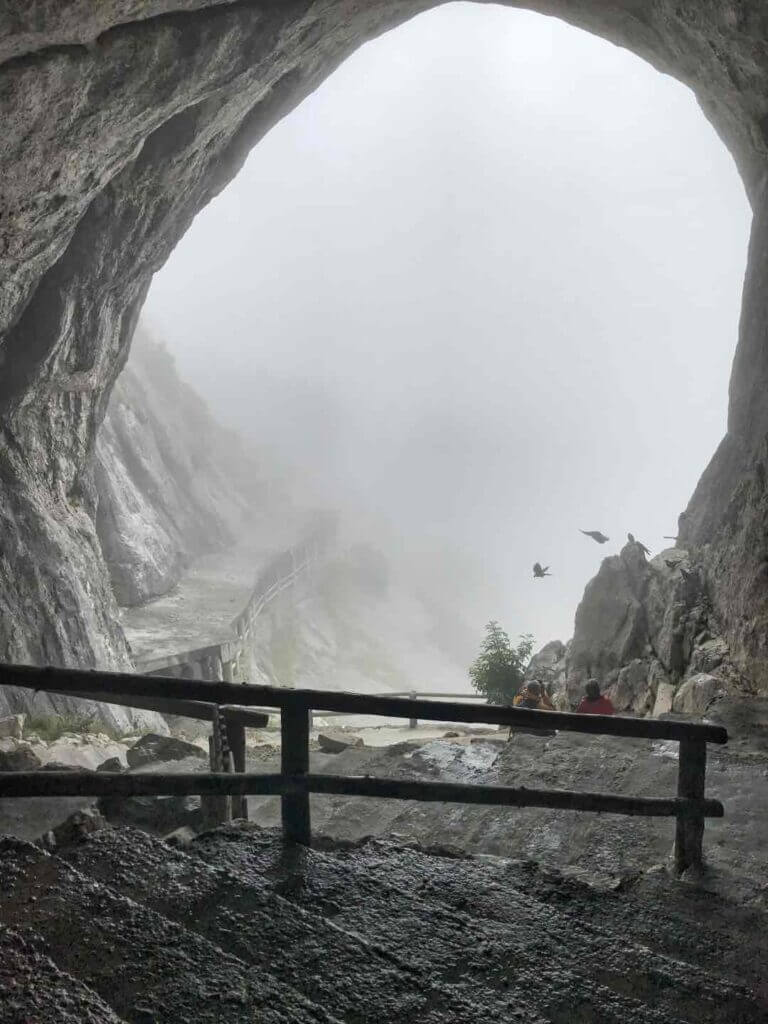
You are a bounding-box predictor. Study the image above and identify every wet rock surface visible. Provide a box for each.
[126,733,206,769]
[317,731,364,753]
[231,725,768,896]
[0,836,340,1024]
[0,924,123,1024]
[1,822,762,1023]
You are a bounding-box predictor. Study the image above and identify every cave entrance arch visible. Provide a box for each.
[2,2,768,684]
[144,3,747,649]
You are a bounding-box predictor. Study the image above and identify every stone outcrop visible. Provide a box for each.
[4,3,768,707]
[541,541,736,712]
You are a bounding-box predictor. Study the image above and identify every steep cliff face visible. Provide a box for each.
[94,326,262,607]
[3,2,768,697]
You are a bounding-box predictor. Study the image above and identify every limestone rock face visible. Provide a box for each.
[672,673,725,715]
[558,543,725,711]
[95,328,262,606]
[3,3,768,706]
[525,640,566,689]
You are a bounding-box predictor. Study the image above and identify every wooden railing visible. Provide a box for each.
[0,663,727,873]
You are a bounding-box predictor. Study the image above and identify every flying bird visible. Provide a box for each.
[628,533,651,557]
[665,559,682,570]
[581,530,609,544]
[533,562,551,578]
[663,535,678,541]
[680,567,696,583]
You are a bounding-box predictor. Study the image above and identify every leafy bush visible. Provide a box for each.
[469,621,534,706]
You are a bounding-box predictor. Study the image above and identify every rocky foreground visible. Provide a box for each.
[1,824,766,1023]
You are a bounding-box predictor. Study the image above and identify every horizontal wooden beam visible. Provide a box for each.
[0,771,724,819]
[0,663,727,744]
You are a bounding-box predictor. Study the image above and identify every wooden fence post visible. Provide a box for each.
[226,713,248,821]
[409,691,417,730]
[201,707,231,827]
[675,737,706,873]
[281,699,311,845]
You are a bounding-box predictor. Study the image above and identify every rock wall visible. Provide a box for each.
[94,325,262,606]
[3,3,768,700]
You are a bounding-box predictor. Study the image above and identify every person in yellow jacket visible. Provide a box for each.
[512,680,554,711]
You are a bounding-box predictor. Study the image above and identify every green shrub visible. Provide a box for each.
[469,621,534,706]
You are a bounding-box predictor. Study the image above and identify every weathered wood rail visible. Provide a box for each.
[0,663,727,872]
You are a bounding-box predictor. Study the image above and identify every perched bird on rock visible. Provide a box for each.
[628,533,651,557]
[533,562,551,578]
[581,530,609,544]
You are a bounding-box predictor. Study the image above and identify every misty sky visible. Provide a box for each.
[144,2,751,651]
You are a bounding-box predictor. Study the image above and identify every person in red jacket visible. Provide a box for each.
[577,679,615,715]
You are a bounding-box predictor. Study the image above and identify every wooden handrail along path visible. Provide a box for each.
[0,663,727,873]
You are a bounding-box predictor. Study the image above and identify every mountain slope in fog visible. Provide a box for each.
[241,545,476,695]
[94,327,268,607]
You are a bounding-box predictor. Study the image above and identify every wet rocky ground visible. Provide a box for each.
[2,701,767,1020]
[0,823,766,1023]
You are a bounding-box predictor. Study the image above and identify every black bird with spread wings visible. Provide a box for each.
[580,530,609,544]
[628,532,651,557]
[665,559,683,570]
[533,562,551,579]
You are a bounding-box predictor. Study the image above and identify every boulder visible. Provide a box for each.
[97,756,125,773]
[0,743,42,771]
[672,673,724,715]
[40,761,83,772]
[317,731,364,753]
[0,714,24,740]
[98,793,202,834]
[126,734,205,769]
[40,808,108,851]
[163,825,198,848]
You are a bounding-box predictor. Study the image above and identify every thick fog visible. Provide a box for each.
[144,2,750,652]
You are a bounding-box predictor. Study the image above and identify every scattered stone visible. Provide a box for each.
[0,714,24,740]
[318,731,364,753]
[126,733,205,769]
[163,825,198,848]
[0,743,42,771]
[444,730,461,738]
[40,808,108,851]
[97,756,125,772]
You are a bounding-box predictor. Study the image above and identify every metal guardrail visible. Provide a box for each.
[0,663,727,873]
